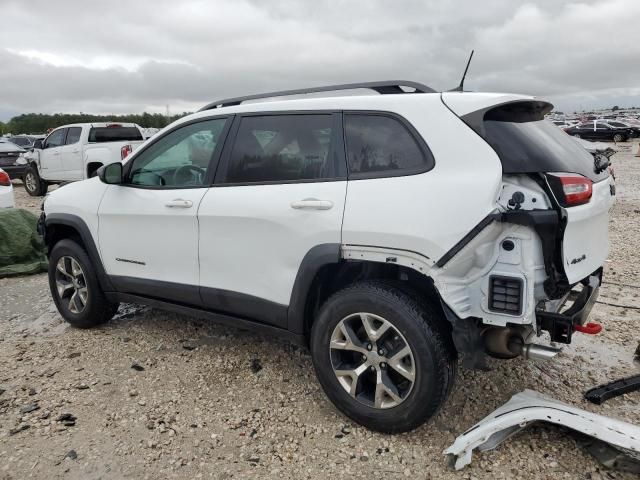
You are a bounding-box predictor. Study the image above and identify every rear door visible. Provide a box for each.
[197,112,346,328]
[59,126,83,180]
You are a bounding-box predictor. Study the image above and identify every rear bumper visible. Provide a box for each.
[1,164,27,179]
[536,271,601,344]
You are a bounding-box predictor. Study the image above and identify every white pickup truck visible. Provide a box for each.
[24,123,146,196]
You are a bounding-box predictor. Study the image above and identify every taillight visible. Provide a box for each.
[0,170,11,186]
[546,173,593,207]
[121,144,132,160]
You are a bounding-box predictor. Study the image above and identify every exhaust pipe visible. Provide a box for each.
[520,343,561,361]
[483,327,561,361]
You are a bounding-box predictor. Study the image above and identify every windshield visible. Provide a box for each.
[466,102,608,183]
[89,126,143,143]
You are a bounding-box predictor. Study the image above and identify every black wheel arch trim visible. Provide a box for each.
[287,243,342,335]
[43,212,115,292]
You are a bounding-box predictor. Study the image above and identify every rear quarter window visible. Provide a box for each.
[344,114,433,178]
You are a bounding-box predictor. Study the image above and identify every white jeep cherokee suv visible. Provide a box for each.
[39,81,615,433]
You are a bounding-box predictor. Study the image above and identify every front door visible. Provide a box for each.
[39,128,67,180]
[197,113,347,328]
[59,126,83,180]
[98,117,230,306]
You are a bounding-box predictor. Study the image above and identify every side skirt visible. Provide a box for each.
[105,292,306,346]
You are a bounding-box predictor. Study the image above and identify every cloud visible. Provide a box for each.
[0,0,637,120]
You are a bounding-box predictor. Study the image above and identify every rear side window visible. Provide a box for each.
[89,126,143,143]
[222,115,335,183]
[473,102,608,182]
[65,127,82,145]
[344,114,432,177]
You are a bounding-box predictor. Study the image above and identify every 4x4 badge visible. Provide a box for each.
[570,254,586,265]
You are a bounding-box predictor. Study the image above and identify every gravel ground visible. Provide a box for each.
[1,144,639,480]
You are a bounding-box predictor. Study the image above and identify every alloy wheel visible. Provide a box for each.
[55,256,89,314]
[329,312,415,409]
[25,172,37,192]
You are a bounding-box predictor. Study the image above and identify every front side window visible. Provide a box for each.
[344,114,431,177]
[223,114,334,183]
[65,127,82,145]
[45,129,66,148]
[127,118,227,188]
[578,122,594,129]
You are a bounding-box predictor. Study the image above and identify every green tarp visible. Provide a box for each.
[0,209,48,278]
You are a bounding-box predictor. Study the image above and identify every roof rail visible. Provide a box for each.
[199,80,436,111]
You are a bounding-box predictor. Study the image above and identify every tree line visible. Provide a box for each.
[0,112,190,135]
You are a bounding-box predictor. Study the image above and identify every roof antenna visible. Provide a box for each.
[450,50,474,92]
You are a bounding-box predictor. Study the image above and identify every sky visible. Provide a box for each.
[1,0,639,121]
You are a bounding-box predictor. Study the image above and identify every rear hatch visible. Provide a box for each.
[443,94,615,284]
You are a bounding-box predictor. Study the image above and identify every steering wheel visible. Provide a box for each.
[173,164,206,186]
[131,169,166,186]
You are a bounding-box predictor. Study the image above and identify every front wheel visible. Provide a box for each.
[48,239,118,328]
[23,165,48,197]
[310,282,456,433]
[613,133,625,143]
[573,133,581,139]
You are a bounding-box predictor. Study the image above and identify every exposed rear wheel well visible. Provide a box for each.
[302,261,443,340]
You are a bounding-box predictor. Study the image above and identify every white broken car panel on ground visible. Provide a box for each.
[444,389,640,471]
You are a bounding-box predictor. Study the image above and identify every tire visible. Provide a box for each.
[613,133,624,143]
[573,134,581,139]
[310,281,456,433]
[23,165,48,197]
[48,239,118,328]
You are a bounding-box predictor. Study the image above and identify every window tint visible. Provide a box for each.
[89,126,143,143]
[127,119,227,188]
[224,115,334,183]
[579,122,593,129]
[65,127,82,145]
[482,115,608,182]
[344,114,430,176]
[45,129,66,148]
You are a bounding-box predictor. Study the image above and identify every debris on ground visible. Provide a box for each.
[585,374,640,404]
[444,390,640,471]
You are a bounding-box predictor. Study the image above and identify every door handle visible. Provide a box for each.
[165,199,193,208]
[290,198,334,210]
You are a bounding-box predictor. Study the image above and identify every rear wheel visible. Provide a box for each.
[613,133,624,143]
[48,239,118,328]
[23,165,48,197]
[310,281,456,433]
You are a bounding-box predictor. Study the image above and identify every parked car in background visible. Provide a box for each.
[40,80,616,433]
[565,121,633,142]
[0,168,15,208]
[23,123,146,196]
[8,135,38,150]
[0,138,27,181]
[605,120,640,137]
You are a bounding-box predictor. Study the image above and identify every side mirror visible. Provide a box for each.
[33,139,43,149]
[97,162,123,185]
